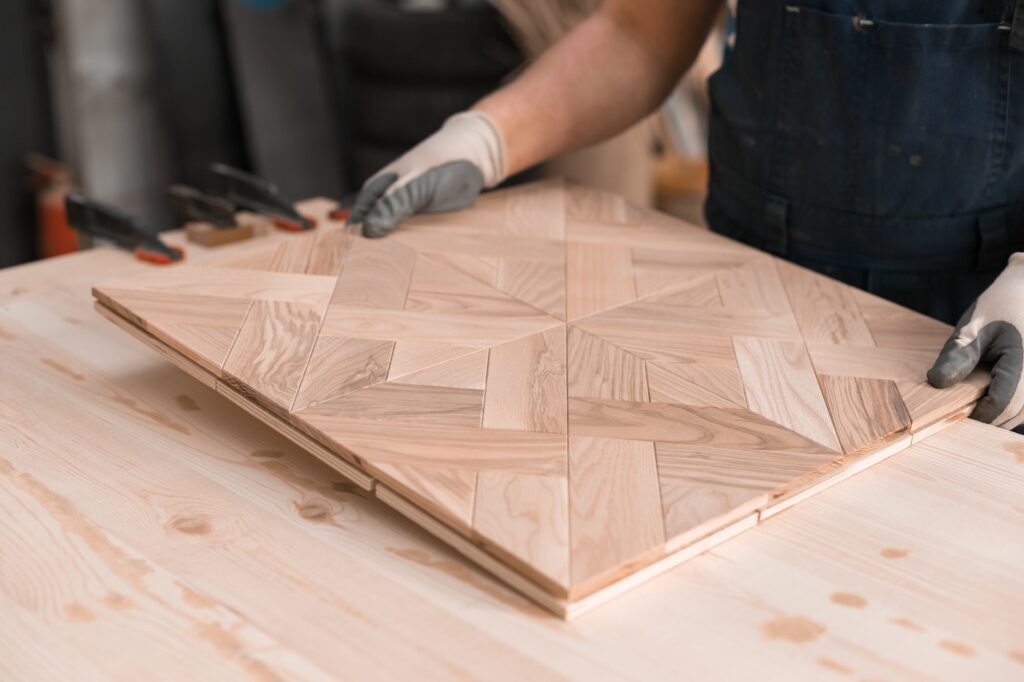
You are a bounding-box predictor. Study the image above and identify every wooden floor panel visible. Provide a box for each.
[93,182,987,616]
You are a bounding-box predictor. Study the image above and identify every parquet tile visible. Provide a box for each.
[94,182,987,617]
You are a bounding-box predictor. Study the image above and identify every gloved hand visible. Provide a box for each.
[346,110,507,238]
[928,253,1024,429]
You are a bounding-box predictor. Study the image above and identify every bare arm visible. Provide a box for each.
[348,0,722,237]
[476,0,723,176]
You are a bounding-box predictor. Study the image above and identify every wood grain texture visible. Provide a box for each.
[806,343,938,381]
[320,307,561,347]
[483,326,567,434]
[568,398,838,454]
[222,300,322,410]
[778,260,875,346]
[267,233,317,273]
[305,227,350,276]
[567,326,647,401]
[404,253,539,317]
[566,241,635,320]
[716,260,790,314]
[565,183,627,222]
[391,348,488,390]
[98,267,336,309]
[818,375,911,454]
[502,178,566,241]
[733,336,842,452]
[898,372,989,431]
[647,362,746,407]
[3,235,1022,679]
[373,462,477,530]
[656,443,833,541]
[292,336,393,413]
[298,382,483,428]
[92,179,987,614]
[569,437,665,586]
[92,289,251,374]
[386,341,479,381]
[643,273,721,307]
[473,472,569,586]
[330,237,417,309]
[495,258,566,321]
[646,362,744,408]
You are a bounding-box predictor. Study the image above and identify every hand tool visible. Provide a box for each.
[169,184,256,248]
[169,184,237,228]
[328,192,358,222]
[207,163,315,231]
[65,193,184,265]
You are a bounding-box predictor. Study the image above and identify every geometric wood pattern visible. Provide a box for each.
[93,180,989,616]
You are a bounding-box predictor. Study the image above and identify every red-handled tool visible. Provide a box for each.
[328,192,358,222]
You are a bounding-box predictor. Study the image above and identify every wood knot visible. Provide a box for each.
[296,500,332,522]
[169,514,212,535]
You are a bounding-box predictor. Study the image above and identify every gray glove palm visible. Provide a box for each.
[347,111,506,238]
[928,253,1024,429]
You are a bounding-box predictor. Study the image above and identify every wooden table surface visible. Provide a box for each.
[2,228,1024,681]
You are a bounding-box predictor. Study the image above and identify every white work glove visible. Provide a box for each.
[347,110,507,238]
[928,253,1024,429]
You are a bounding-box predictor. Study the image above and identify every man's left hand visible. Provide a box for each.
[928,253,1024,429]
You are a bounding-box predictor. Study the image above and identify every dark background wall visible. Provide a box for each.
[0,0,55,267]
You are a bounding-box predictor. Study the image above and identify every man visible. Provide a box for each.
[346,0,1024,429]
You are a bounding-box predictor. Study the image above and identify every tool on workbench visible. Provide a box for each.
[169,185,255,247]
[328,192,358,222]
[207,163,315,231]
[169,184,236,228]
[66,193,184,264]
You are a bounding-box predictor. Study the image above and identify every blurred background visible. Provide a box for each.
[0,0,722,268]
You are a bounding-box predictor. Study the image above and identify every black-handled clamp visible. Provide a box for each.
[66,193,184,265]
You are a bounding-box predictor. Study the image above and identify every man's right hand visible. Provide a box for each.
[346,110,506,238]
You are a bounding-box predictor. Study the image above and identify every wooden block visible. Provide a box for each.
[320,307,561,347]
[566,241,635,320]
[503,178,566,240]
[483,327,567,434]
[818,375,911,454]
[387,341,481,382]
[184,221,254,247]
[293,336,393,412]
[299,383,483,428]
[716,260,790,314]
[569,437,665,586]
[777,260,875,346]
[568,398,837,454]
[732,336,841,452]
[474,471,570,586]
[374,462,477,530]
[93,288,251,374]
[391,348,488,390]
[646,362,744,408]
[222,300,322,411]
[495,258,566,320]
[656,441,832,541]
[267,233,317,273]
[331,237,417,309]
[567,326,647,401]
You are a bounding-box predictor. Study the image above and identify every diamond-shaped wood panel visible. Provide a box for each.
[93,180,989,617]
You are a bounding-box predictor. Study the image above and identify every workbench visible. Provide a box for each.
[2,226,1023,681]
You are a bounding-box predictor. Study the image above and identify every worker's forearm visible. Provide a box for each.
[474,0,721,176]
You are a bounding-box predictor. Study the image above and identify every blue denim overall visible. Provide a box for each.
[706,1,1024,323]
